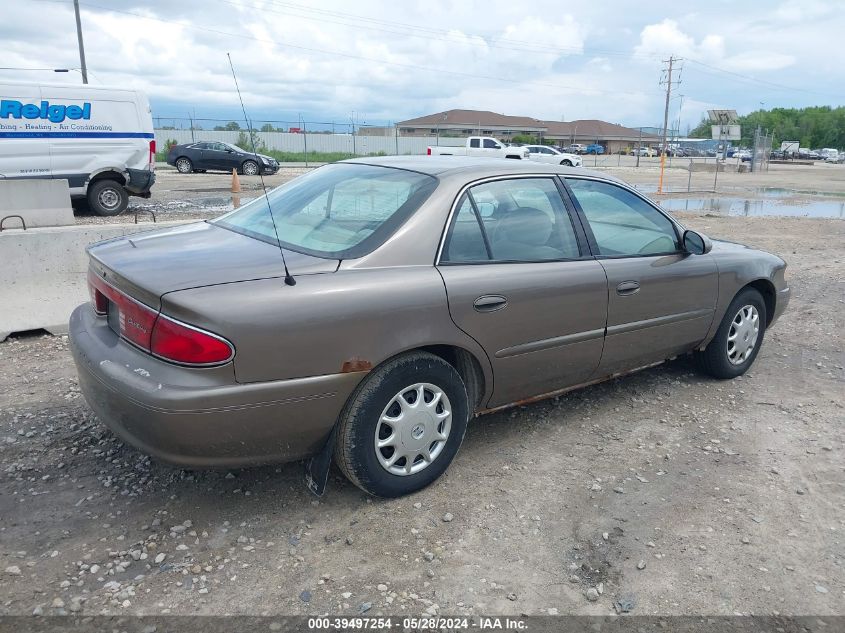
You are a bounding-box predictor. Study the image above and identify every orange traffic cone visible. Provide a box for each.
[231,168,241,193]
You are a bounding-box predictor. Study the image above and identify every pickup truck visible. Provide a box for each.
[427,137,529,159]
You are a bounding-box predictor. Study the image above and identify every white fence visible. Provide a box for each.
[154,130,466,156]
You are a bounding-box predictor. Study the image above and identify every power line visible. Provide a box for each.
[35,0,657,98]
[220,0,666,62]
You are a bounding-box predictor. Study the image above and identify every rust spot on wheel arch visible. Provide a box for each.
[341,357,373,373]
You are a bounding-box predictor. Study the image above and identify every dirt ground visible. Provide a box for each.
[1,160,843,618]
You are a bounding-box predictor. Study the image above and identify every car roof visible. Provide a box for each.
[341,155,616,181]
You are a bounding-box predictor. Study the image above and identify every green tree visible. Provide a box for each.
[690,106,845,148]
[213,121,241,131]
[235,129,267,153]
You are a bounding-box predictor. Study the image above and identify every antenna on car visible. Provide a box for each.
[227,53,296,286]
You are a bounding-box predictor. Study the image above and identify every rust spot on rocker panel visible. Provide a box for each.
[341,357,373,373]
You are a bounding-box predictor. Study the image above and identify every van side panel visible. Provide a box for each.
[0,83,51,180]
[0,82,155,198]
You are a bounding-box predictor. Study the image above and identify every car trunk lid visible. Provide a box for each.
[87,221,338,309]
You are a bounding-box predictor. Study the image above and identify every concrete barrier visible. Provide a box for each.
[0,221,191,341]
[0,179,75,228]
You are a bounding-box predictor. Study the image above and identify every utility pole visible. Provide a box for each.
[72,0,88,84]
[657,56,681,193]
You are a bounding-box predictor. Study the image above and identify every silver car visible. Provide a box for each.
[69,157,790,497]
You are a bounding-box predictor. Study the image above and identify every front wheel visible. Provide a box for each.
[334,352,469,497]
[561,159,573,166]
[241,160,259,176]
[87,179,128,216]
[696,288,767,379]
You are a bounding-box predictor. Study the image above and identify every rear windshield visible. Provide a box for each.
[213,163,437,259]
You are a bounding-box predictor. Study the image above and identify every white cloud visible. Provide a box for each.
[0,0,842,130]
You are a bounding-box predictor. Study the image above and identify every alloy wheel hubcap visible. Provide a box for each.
[177,159,190,172]
[727,304,760,365]
[374,383,452,476]
[244,162,258,175]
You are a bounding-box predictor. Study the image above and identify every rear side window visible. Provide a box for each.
[441,178,580,264]
[567,179,679,257]
[470,138,480,148]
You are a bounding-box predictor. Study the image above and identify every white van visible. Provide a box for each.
[0,82,155,215]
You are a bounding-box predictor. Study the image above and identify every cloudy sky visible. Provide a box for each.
[3,0,844,131]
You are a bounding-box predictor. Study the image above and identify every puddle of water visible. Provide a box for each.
[658,197,845,219]
[634,184,845,200]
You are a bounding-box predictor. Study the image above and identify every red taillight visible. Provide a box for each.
[427,147,431,155]
[149,140,156,171]
[88,273,108,315]
[87,269,233,366]
[150,315,234,365]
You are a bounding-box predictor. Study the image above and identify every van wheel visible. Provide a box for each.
[175,157,193,173]
[334,352,469,497]
[87,180,128,216]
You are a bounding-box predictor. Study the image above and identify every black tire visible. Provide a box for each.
[334,351,469,497]
[241,160,259,176]
[561,159,573,166]
[87,179,128,216]
[696,288,767,379]
[175,157,193,173]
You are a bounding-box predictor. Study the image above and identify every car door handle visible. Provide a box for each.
[616,281,640,296]
[473,295,508,312]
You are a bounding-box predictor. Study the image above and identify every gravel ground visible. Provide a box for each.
[1,163,843,617]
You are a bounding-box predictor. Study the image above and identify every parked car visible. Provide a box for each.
[166,141,279,175]
[634,147,655,157]
[70,157,790,497]
[734,150,752,161]
[565,143,587,154]
[427,136,528,159]
[0,81,156,216]
[585,144,605,154]
[523,144,582,167]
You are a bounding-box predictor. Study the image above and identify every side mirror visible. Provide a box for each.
[682,229,712,255]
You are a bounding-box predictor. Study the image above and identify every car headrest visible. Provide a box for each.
[494,207,554,246]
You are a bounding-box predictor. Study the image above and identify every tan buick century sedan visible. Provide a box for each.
[70,157,790,497]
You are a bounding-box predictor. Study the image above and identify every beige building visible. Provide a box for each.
[395,109,659,152]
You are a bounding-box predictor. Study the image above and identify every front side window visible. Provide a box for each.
[441,178,580,263]
[567,179,679,257]
[483,139,500,149]
[214,164,437,258]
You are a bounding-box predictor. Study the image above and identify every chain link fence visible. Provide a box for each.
[152,117,466,162]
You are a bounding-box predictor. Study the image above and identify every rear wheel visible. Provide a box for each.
[242,160,259,176]
[87,179,128,216]
[175,157,193,173]
[334,352,469,497]
[696,288,767,379]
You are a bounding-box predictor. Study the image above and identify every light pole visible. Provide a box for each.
[72,0,88,84]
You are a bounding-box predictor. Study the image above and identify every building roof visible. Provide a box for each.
[397,109,545,129]
[544,119,660,140]
[397,109,660,140]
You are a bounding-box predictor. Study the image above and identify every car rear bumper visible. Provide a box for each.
[68,304,364,468]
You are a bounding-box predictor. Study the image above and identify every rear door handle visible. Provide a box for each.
[616,281,640,296]
[473,295,508,312]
